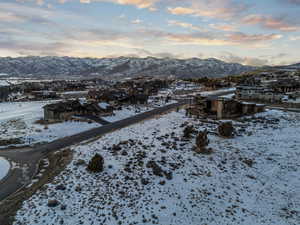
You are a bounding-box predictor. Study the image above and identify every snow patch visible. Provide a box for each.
[0,157,10,180]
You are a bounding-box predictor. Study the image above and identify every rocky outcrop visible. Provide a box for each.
[47,199,60,207]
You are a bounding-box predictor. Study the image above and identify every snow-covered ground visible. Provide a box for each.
[200,87,236,96]
[104,99,177,122]
[0,101,99,148]
[14,109,300,225]
[0,157,10,180]
[104,105,150,122]
[220,93,235,99]
[0,80,10,87]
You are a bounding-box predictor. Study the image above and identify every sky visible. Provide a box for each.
[0,0,300,66]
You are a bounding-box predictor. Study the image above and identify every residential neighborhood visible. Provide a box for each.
[0,67,299,225]
[0,0,300,224]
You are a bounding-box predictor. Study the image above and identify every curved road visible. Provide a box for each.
[0,101,187,201]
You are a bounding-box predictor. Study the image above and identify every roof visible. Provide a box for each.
[43,100,83,112]
[44,100,107,113]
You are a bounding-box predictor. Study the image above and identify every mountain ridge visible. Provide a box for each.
[0,56,257,79]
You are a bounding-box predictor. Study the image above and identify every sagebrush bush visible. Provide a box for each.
[87,153,104,172]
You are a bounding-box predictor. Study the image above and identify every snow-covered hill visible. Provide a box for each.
[272,62,300,71]
[0,56,255,79]
[285,63,300,69]
[14,109,300,225]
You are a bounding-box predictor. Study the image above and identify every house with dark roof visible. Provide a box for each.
[43,100,113,121]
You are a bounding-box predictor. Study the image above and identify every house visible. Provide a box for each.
[129,93,149,104]
[188,96,265,119]
[236,69,300,104]
[88,89,129,104]
[236,78,300,103]
[88,89,149,105]
[116,77,170,96]
[43,100,113,122]
[59,91,88,99]
[31,91,58,100]
[269,79,300,93]
[236,86,283,103]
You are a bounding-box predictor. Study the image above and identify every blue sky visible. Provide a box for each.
[0,0,300,65]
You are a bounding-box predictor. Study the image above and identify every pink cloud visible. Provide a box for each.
[243,14,299,32]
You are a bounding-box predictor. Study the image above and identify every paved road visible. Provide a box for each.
[0,101,187,201]
[76,115,111,125]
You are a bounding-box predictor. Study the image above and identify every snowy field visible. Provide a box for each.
[0,157,10,180]
[104,105,151,122]
[200,87,236,96]
[0,101,99,148]
[14,109,300,225]
[105,99,177,122]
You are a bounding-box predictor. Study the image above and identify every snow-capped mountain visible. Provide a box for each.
[0,56,255,79]
[284,62,300,69]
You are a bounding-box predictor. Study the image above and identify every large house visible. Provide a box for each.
[88,89,149,105]
[43,100,113,121]
[236,71,300,103]
[188,96,265,119]
[236,86,284,103]
[236,79,300,103]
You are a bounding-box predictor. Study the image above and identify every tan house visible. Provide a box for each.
[188,96,265,119]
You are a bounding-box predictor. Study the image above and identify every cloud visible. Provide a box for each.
[167,20,203,31]
[0,0,295,63]
[0,39,70,56]
[166,33,232,46]
[133,48,183,58]
[290,36,300,41]
[76,0,159,10]
[163,31,282,47]
[283,0,300,5]
[0,2,53,24]
[219,52,269,66]
[18,0,160,10]
[242,14,299,32]
[167,0,250,20]
[131,19,143,24]
[220,52,297,67]
[209,23,237,31]
[226,32,282,43]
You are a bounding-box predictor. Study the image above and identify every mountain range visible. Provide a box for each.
[0,56,256,79]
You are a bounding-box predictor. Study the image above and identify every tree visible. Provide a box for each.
[218,122,234,138]
[183,125,195,138]
[194,130,211,154]
[87,153,104,172]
